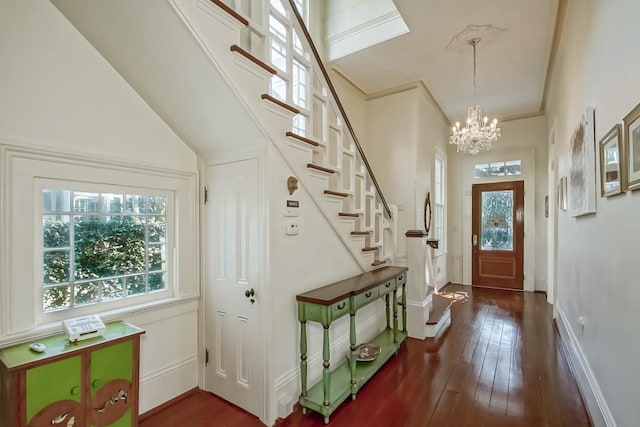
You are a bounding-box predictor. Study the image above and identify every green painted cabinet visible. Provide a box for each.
[0,322,144,427]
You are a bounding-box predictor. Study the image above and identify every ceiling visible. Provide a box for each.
[327,0,560,123]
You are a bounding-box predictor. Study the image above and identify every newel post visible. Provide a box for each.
[404,230,436,339]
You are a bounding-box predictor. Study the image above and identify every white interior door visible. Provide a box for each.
[204,159,263,417]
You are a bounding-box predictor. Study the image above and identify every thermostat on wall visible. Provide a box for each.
[284,200,299,217]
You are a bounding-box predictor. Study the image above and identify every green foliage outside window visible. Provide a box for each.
[42,190,167,312]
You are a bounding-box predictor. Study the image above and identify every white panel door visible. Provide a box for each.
[204,159,262,417]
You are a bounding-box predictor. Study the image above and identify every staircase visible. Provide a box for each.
[170,0,397,271]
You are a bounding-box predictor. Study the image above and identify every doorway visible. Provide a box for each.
[471,180,524,289]
[204,159,264,418]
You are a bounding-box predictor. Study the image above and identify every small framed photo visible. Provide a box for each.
[623,102,640,190]
[599,124,624,197]
[558,176,568,211]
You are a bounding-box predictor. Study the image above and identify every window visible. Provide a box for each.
[434,154,445,254]
[41,187,170,313]
[475,160,522,178]
[268,0,311,136]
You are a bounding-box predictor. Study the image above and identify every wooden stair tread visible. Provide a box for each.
[426,294,453,325]
[210,0,249,25]
[338,212,359,218]
[361,247,379,252]
[230,45,276,75]
[371,260,386,267]
[351,231,370,236]
[324,190,349,197]
[286,131,319,147]
[261,94,300,115]
[307,163,335,174]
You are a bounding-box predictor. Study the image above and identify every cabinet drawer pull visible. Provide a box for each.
[51,412,69,424]
[365,292,372,298]
[336,302,346,310]
[398,275,403,281]
[70,386,80,396]
[385,282,391,288]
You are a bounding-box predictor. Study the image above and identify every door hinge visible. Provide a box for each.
[205,348,209,366]
[204,186,208,205]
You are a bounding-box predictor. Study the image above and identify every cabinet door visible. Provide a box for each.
[25,356,83,425]
[89,341,133,427]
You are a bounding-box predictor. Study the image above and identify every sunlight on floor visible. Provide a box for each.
[436,291,469,303]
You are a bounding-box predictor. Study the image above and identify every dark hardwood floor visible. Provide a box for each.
[140,285,590,427]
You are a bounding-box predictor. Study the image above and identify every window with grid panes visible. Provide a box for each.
[41,187,170,313]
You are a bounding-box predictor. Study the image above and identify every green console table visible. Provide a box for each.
[0,321,144,427]
[296,266,408,423]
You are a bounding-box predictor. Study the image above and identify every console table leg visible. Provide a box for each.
[349,312,357,399]
[402,283,407,333]
[322,325,331,408]
[385,294,390,329]
[300,320,308,399]
[392,289,398,347]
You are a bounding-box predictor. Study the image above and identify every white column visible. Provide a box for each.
[405,230,434,339]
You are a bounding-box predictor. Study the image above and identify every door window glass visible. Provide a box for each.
[481,190,513,251]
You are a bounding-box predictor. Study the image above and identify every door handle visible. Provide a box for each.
[244,288,255,304]
[473,234,478,246]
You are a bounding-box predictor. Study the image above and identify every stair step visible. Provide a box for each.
[361,246,379,252]
[261,94,300,115]
[351,231,370,236]
[427,294,452,326]
[338,212,359,218]
[286,131,319,147]
[371,259,386,267]
[324,190,349,197]
[209,0,249,25]
[307,163,335,174]
[230,45,276,75]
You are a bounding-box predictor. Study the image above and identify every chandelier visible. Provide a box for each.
[449,38,500,154]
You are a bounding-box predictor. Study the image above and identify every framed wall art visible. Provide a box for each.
[558,176,568,211]
[569,106,597,217]
[623,102,640,190]
[598,124,624,197]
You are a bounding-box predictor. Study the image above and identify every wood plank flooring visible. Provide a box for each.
[140,285,591,427]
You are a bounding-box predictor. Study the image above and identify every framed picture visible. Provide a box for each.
[623,102,640,190]
[558,176,568,211]
[569,107,597,216]
[599,124,624,197]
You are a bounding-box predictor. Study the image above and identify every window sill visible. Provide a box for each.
[0,295,199,348]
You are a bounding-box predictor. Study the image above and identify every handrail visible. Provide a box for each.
[286,0,392,218]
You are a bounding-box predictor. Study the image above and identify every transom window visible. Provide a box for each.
[42,188,169,313]
[475,160,522,178]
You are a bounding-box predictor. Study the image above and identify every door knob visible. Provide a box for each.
[245,288,255,304]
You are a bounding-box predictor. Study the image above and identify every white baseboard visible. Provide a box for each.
[425,307,450,338]
[556,308,615,427]
[139,356,199,414]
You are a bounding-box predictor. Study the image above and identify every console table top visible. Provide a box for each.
[296,266,407,305]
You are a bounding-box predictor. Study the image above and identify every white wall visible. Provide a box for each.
[0,0,199,414]
[447,115,548,291]
[266,144,384,421]
[545,1,640,425]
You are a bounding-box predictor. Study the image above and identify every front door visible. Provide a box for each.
[204,159,263,417]
[472,181,524,289]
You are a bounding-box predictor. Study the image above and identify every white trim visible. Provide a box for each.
[556,308,616,427]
